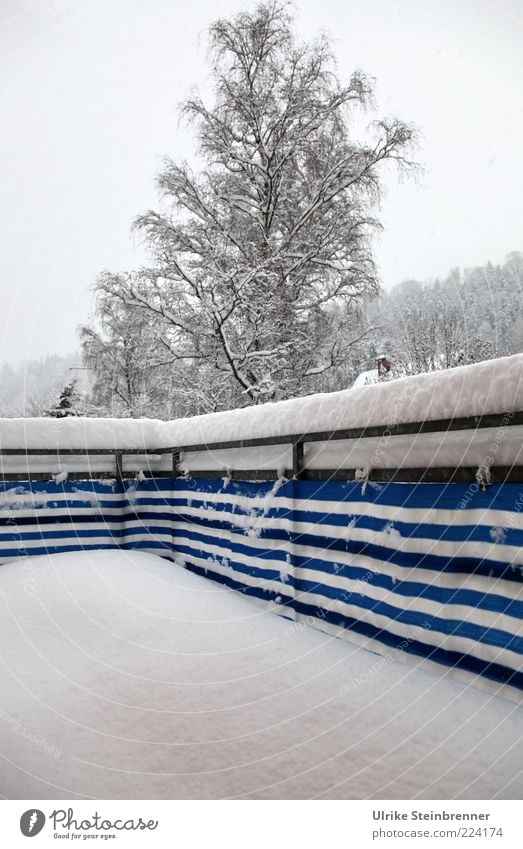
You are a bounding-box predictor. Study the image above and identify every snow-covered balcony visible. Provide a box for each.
[1,355,522,798]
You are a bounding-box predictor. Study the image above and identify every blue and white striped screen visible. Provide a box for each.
[1,476,521,698]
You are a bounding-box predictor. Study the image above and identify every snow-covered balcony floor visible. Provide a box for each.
[0,551,521,800]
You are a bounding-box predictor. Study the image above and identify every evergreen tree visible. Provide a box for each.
[45,380,80,418]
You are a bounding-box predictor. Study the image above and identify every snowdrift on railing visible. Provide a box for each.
[159,354,523,447]
[0,415,160,450]
[0,355,521,463]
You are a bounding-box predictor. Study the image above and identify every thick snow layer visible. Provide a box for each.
[0,417,162,451]
[0,356,521,454]
[0,550,520,800]
[304,426,523,470]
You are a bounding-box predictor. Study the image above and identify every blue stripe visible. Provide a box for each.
[0,525,173,542]
[0,543,120,556]
[0,511,176,527]
[120,540,175,552]
[180,477,522,513]
[0,540,174,557]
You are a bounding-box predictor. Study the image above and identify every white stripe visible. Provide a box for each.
[0,491,122,506]
[0,505,175,533]
[0,519,124,532]
[0,493,174,510]
[0,504,124,518]
[0,488,176,507]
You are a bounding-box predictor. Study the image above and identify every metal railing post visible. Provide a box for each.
[292,441,304,479]
[114,451,123,482]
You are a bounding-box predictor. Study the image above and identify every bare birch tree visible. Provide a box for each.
[87,1,417,407]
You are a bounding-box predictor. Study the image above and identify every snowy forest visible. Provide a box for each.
[0,353,86,418]
[2,3,522,420]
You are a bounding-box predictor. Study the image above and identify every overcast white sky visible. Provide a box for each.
[0,0,522,364]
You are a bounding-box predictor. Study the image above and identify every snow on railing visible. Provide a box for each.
[165,410,523,483]
[1,409,522,483]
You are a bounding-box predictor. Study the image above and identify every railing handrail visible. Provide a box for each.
[0,448,161,456]
[0,411,522,483]
[1,411,521,457]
